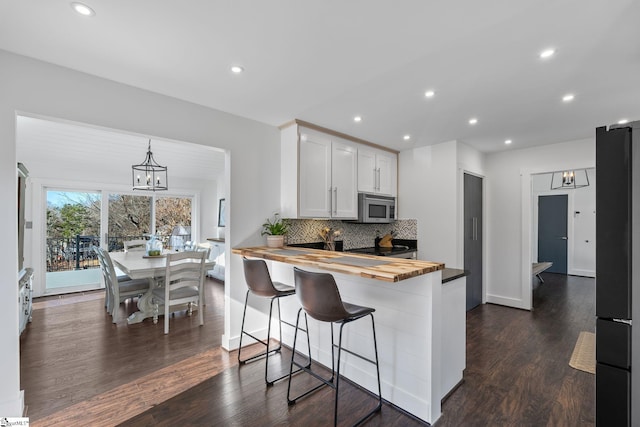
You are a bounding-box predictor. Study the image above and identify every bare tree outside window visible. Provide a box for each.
[155,197,192,249]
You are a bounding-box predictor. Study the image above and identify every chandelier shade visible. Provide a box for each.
[132,140,168,191]
[550,169,589,190]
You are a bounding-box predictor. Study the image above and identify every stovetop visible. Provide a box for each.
[347,245,416,257]
[288,239,417,257]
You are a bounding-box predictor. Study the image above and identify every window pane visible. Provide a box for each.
[108,194,152,251]
[155,197,192,249]
[46,190,101,272]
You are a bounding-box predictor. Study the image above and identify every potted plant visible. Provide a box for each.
[261,213,289,248]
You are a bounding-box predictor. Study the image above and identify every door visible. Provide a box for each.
[357,148,377,194]
[538,195,568,274]
[45,189,102,293]
[331,139,358,219]
[464,173,483,311]
[376,152,396,196]
[299,133,331,218]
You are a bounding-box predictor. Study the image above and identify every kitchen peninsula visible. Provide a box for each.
[232,246,454,424]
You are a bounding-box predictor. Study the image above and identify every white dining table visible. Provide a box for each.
[110,251,215,324]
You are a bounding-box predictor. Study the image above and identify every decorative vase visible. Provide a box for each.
[266,235,285,248]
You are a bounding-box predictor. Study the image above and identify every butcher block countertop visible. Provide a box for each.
[232,246,444,283]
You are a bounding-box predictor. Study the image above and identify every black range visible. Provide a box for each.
[347,239,417,259]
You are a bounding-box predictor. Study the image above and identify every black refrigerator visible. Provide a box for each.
[595,121,639,426]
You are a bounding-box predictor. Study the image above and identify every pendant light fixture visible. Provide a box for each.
[132,139,168,191]
[550,169,589,190]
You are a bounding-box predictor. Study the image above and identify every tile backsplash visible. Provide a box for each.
[285,218,417,250]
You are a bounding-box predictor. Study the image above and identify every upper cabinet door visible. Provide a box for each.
[331,139,358,219]
[376,151,397,197]
[357,148,377,194]
[299,131,332,218]
[357,147,397,197]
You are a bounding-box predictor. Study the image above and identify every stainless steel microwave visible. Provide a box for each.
[354,193,396,223]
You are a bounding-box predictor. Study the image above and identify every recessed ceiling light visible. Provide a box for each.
[425,90,435,98]
[71,2,95,16]
[468,118,478,125]
[539,48,555,59]
[562,94,575,102]
[618,119,629,124]
[354,116,362,122]
[505,139,512,145]
[403,135,411,141]
[230,65,244,74]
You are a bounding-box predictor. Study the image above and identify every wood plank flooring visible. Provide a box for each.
[438,273,595,426]
[21,273,595,426]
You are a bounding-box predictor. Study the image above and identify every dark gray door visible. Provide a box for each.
[464,173,483,311]
[538,194,568,274]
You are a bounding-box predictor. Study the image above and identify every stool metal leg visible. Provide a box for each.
[238,293,281,365]
[237,290,251,363]
[238,291,288,386]
[238,290,297,385]
[335,314,382,426]
[287,309,323,405]
[289,312,383,426]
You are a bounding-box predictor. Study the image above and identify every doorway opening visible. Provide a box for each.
[18,114,226,298]
[531,168,596,281]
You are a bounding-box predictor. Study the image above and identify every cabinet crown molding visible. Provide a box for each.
[279,119,399,155]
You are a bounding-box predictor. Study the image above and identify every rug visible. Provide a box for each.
[569,331,596,374]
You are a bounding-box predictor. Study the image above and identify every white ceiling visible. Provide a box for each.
[2,1,640,153]
[16,116,225,182]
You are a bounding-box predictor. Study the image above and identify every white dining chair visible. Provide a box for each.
[124,239,147,252]
[152,251,206,334]
[95,246,151,323]
[194,243,212,305]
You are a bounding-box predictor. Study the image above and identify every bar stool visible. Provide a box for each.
[287,267,382,427]
[238,257,309,385]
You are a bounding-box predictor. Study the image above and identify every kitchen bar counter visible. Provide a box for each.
[233,245,452,424]
[232,246,443,282]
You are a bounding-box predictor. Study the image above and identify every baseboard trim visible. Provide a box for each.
[485,294,529,310]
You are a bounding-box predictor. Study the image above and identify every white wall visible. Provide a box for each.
[399,141,458,267]
[484,138,595,309]
[399,141,485,269]
[0,49,279,416]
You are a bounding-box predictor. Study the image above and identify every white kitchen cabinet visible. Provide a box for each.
[206,239,225,281]
[441,274,466,396]
[329,138,358,218]
[358,147,397,196]
[282,125,357,219]
[298,131,331,217]
[19,268,33,335]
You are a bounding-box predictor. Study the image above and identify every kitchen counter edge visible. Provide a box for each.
[232,245,444,283]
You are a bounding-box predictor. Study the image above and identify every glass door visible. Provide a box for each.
[107,193,152,251]
[45,189,102,293]
[43,190,195,294]
[155,196,193,250]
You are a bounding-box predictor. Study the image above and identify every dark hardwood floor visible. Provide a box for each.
[438,273,595,427]
[21,273,595,426]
